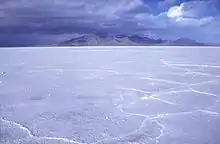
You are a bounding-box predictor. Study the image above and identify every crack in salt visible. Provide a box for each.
[154,120,166,144]
[119,87,152,94]
[160,59,220,69]
[0,117,85,144]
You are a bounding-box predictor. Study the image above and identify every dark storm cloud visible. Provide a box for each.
[0,0,151,33]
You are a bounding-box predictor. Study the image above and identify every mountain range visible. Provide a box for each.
[58,33,208,46]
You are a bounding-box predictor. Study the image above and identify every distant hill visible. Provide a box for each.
[59,33,137,46]
[58,33,207,46]
[164,38,207,46]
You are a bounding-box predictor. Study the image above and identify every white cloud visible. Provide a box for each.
[164,1,217,26]
[132,0,218,28]
[133,0,220,43]
[167,5,182,18]
[167,1,218,18]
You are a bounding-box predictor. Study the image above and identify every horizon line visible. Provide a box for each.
[0,46,220,50]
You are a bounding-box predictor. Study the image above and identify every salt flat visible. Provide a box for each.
[1,46,220,144]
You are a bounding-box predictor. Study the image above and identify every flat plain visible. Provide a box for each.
[1,46,220,144]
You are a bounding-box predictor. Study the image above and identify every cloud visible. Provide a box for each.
[0,0,220,44]
[165,1,220,43]
[0,0,152,32]
[167,1,218,19]
[0,0,217,27]
[158,0,177,9]
[134,0,220,43]
[163,0,220,29]
[135,1,215,27]
[0,0,152,35]
[0,0,150,19]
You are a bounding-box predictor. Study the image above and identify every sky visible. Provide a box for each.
[0,0,220,45]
